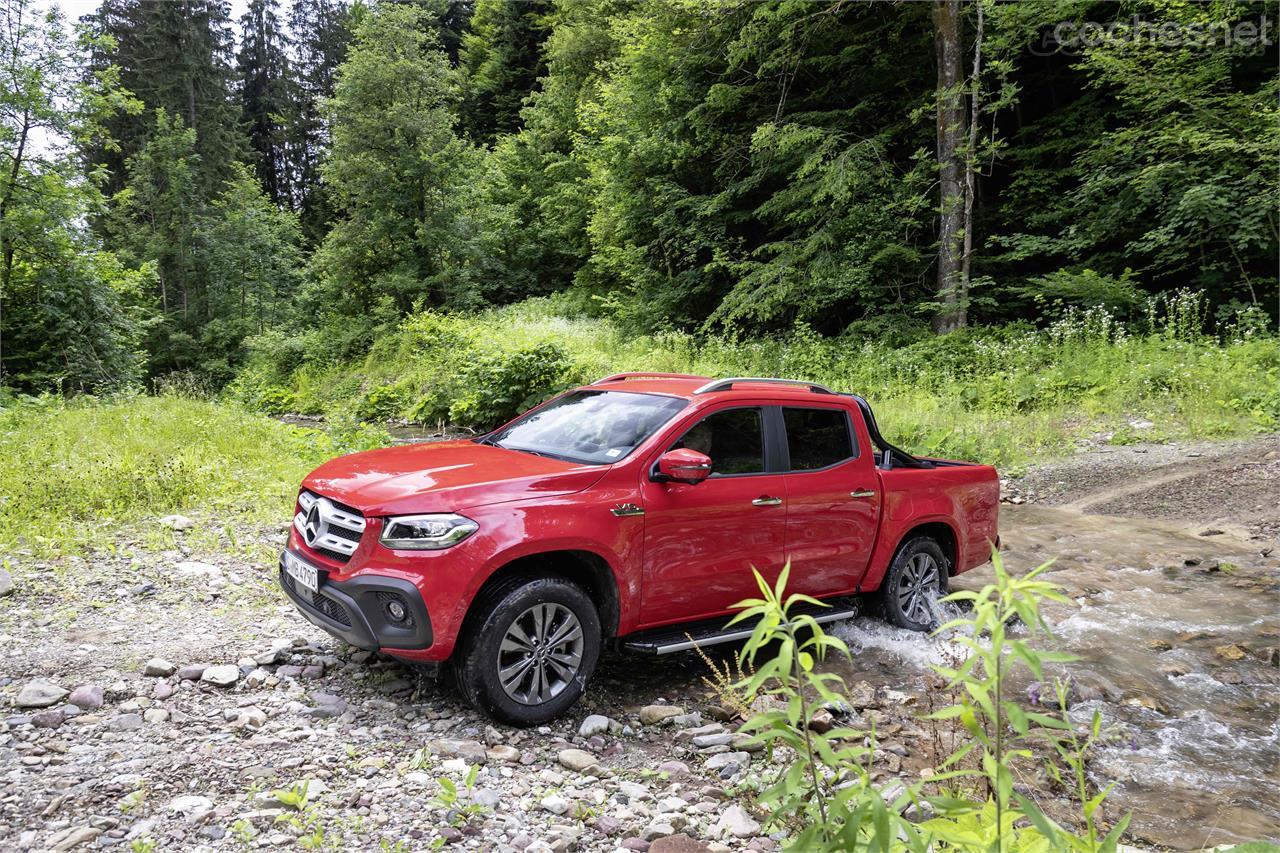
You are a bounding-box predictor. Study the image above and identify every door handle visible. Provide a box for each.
[752,496,783,507]
[849,489,876,499]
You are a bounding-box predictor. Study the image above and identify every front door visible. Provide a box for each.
[639,406,788,625]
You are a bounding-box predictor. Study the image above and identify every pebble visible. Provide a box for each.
[143,658,176,677]
[557,748,599,773]
[639,705,686,726]
[540,794,570,815]
[68,684,103,710]
[578,714,612,737]
[16,679,68,708]
[714,804,761,838]
[201,665,240,687]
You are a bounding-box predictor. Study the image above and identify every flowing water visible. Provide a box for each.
[831,505,1280,849]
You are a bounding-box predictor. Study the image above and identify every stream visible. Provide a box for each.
[830,504,1279,849]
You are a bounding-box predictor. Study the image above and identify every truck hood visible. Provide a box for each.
[302,440,608,516]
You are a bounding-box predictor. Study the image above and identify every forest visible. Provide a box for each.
[0,0,1276,437]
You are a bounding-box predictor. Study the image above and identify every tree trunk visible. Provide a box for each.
[960,0,984,297]
[933,0,967,333]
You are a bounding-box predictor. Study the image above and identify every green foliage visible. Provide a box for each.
[0,394,386,558]
[234,295,1277,470]
[730,552,1129,851]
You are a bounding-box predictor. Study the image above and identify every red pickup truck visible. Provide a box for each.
[280,374,999,723]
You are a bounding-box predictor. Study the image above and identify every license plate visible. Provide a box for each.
[285,553,318,593]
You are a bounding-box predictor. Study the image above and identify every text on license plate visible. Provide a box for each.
[286,554,318,593]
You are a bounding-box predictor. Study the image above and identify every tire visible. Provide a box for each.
[878,537,950,632]
[454,576,601,726]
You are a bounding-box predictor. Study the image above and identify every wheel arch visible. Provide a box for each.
[465,549,621,640]
[895,520,959,574]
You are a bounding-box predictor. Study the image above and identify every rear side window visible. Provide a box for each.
[784,408,855,470]
[671,408,765,476]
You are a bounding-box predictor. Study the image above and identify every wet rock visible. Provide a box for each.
[1259,646,1280,667]
[808,708,835,733]
[578,714,612,737]
[1146,639,1172,652]
[557,748,599,773]
[1121,694,1168,714]
[639,704,685,726]
[1214,644,1248,661]
[848,680,876,708]
[68,684,103,710]
[143,658,176,677]
[201,665,240,687]
[159,514,194,530]
[714,804,761,838]
[16,679,67,708]
[650,834,713,853]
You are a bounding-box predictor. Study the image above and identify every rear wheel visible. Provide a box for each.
[454,576,601,725]
[878,537,949,631]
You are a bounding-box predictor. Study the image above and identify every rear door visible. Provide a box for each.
[780,404,880,597]
[639,405,788,625]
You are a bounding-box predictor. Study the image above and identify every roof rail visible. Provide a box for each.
[592,372,707,385]
[693,377,835,395]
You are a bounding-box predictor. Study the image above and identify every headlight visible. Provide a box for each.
[379,514,478,550]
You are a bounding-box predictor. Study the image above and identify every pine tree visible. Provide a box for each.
[238,0,294,207]
[83,0,246,200]
[459,0,553,143]
[287,0,353,240]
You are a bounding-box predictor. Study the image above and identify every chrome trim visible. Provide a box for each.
[849,489,877,499]
[610,503,645,517]
[693,377,834,395]
[294,491,366,557]
[380,513,479,550]
[636,607,859,655]
[752,496,783,507]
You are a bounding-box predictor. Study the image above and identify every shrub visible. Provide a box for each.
[448,343,576,429]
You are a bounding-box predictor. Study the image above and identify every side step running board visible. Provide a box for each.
[620,598,858,655]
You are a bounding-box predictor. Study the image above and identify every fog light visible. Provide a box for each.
[386,600,408,623]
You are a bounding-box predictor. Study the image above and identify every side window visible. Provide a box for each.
[671,408,765,476]
[784,408,855,470]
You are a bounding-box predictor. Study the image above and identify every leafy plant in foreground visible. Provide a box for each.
[729,551,1130,851]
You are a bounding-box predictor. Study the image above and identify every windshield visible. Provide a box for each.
[484,390,688,465]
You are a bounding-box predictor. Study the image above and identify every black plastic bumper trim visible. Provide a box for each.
[279,551,433,651]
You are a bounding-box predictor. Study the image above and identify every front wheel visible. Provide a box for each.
[454,576,601,725]
[878,537,949,631]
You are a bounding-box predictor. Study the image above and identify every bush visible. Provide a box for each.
[448,343,576,429]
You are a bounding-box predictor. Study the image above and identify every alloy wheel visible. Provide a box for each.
[496,603,585,705]
[898,552,941,626]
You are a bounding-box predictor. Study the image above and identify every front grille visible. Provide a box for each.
[294,490,366,564]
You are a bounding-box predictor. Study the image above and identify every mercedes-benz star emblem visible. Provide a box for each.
[303,500,328,546]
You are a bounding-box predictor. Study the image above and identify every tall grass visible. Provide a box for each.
[232,292,1278,472]
[0,394,385,558]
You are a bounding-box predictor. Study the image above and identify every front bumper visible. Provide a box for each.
[278,551,433,652]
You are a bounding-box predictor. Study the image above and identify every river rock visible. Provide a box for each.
[16,679,67,708]
[578,714,612,737]
[143,658,176,677]
[48,826,101,851]
[201,665,240,687]
[714,804,760,838]
[656,760,690,778]
[67,684,103,710]
[639,705,685,725]
[0,567,13,597]
[650,834,713,853]
[486,744,520,763]
[31,709,63,728]
[704,751,750,772]
[435,738,487,763]
[177,664,207,681]
[540,794,570,815]
[642,821,677,842]
[558,748,599,773]
[170,795,213,816]
[107,713,144,731]
[159,514,194,530]
[1214,644,1248,661]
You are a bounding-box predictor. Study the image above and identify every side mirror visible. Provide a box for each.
[655,448,712,484]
